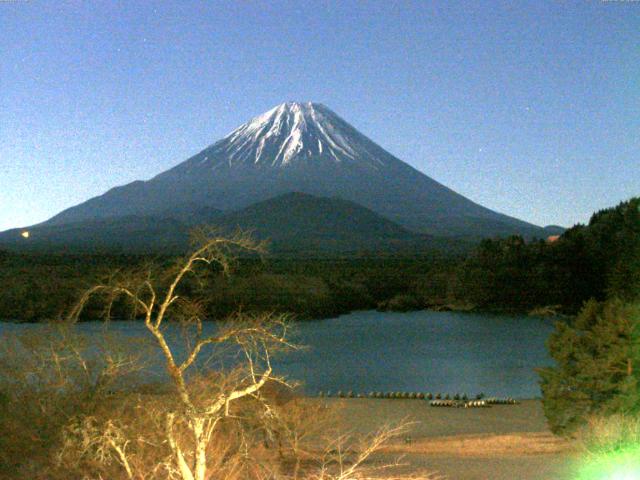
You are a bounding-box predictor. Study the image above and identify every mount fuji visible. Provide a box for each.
[4,102,548,251]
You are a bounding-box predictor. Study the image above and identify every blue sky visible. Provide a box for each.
[1,0,638,231]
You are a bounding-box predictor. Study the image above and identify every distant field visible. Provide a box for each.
[318,398,577,480]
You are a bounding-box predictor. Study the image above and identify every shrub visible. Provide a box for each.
[574,414,640,479]
[576,414,640,455]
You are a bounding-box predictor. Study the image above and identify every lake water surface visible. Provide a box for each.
[0,310,557,398]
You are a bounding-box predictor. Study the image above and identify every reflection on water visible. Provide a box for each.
[0,310,556,398]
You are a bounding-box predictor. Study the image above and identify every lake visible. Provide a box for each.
[0,310,557,399]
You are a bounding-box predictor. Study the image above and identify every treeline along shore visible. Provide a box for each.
[1,197,638,322]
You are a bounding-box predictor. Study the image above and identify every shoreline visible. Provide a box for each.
[0,304,569,324]
[315,397,577,479]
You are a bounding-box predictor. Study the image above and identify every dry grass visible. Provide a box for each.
[575,413,640,456]
[382,432,574,457]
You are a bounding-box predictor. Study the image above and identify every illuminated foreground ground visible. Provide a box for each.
[575,444,640,480]
[319,398,579,480]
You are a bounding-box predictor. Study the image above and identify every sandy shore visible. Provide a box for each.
[311,398,578,480]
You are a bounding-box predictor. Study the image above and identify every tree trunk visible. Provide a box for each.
[166,413,195,480]
[193,417,207,480]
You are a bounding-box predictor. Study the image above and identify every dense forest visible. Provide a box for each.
[0,197,638,322]
[536,198,640,434]
[454,196,640,312]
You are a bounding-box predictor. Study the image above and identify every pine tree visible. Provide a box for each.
[538,299,640,435]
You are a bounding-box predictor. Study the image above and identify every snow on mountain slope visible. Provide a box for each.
[167,102,386,174]
[217,102,370,166]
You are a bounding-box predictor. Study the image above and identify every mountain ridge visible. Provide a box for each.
[0,192,451,255]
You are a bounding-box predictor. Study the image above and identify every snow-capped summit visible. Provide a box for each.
[177,102,385,171]
[40,102,547,238]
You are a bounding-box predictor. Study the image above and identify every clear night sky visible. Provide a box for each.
[1,1,638,231]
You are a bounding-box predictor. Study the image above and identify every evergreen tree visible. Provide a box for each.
[538,299,640,435]
[605,198,640,301]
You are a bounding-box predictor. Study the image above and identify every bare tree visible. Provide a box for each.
[0,323,152,478]
[68,230,295,480]
[310,423,443,480]
[58,230,439,480]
